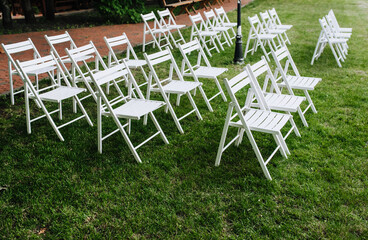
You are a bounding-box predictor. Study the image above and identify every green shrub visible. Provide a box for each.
[94,0,145,24]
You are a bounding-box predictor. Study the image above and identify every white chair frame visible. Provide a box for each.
[15,53,93,141]
[189,13,223,57]
[260,10,290,45]
[157,8,186,47]
[244,15,281,61]
[144,47,203,134]
[272,47,321,116]
[328,9,352,33]
[203,9,232,47]
[88,60,168,162]
[1,39,56,105]
[141,12,173,52]
[178,38,227,112]
[268,8,293,31]
[215,66,298,180]
[214,7,237,40]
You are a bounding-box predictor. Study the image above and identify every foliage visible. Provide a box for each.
[94,0,146,24]
[1,0,368,238]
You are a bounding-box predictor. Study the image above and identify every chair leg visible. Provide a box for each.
[24,85,31,134]
[215,104,233,166]
[97,96,103,153]
[214,77,227,102]
[273,133,288,158]
[186,92,202,120]
[297,106,308,127]
[149,112,169,144]
[329,42,342,67]
[197,85,213,112]
[277,131,290,155]
[304,89,317,113]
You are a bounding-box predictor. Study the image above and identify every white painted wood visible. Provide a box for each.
[157,8,186,47]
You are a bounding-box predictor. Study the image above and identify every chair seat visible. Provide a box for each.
[160,80,202,94]
[335,32,351,38]
[268,29,287,34]
[339,27,352,33]
[166,24,186,30]
[61,54,93,63]
[212,26,231,32]
[222,22,237,28]
[232,109,290,133]
[258,34,277,40]
[276,24,292,30]
[126,59,147,68]
[108,99,165,119]
[152,28,171,34]
[192,66,227,78]
[198,30,219,37]
[24,65,57,76]
[283,75,321,90]
[32,86,85,102]
[329,38,348,43]
[264,93,305,112]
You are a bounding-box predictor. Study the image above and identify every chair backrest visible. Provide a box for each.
[248,14,266,36]
[144,47,184,88]
[319,17,334,39]
[66,41,108,83]
[189,13,209,33]
[157,8,177,28]
[259,10,273,30]
[104,33,139,67]
[178,38,211,74]
[141,12,163,32]
[268,8,282,26]
[1,38,41,75]
[328,9,341,30]
[203,9,220,29]
[214,7,231,25]
[325,13,339,34]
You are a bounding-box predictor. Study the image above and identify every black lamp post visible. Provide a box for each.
[233,0,244,64]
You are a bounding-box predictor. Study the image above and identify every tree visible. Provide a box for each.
[0,0,12,28]
[44,0,55,20]
[21,0,36,23]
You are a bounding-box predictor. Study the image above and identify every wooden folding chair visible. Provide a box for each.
[311,17,348,67]
[104,33,149,93]
[178,38,227,112]
[328,9,352,34]
[203,9,232,46]
[214,7,237,41]
[246,56,307,127]
[15,53,93,141]
[272,47,321,115]
[157,8,186,47]
[88,61,168,162]
[143,47,203,134]
[259,10,290,45]
[244,15,281,61]
[215,64,298,180]
[141,12,173,52]
[1,39,56,105]
[189,13,223,57]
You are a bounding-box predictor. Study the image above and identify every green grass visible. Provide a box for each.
[1,0,368,238]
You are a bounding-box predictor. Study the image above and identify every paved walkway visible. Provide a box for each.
[0,0,250,95]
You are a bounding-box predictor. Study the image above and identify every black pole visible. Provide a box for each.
[233,0,244,64]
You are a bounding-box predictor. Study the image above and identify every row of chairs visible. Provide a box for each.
[141,7,237,57]
[311,9,352,67]
[216,46,322,180]
[245,8,292,61]
[1,31,230,163]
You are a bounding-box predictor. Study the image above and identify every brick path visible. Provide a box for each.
[0,0,250,96]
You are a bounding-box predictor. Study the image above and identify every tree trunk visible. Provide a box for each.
[21,0,36,23]
[44,0,55,20]
[0,0,13,28]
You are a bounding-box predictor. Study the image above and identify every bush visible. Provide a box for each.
[94,0,146,24]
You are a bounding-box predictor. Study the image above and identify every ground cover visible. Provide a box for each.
[0,0,367,238]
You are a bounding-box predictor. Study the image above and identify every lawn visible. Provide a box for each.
[1,0,367,238]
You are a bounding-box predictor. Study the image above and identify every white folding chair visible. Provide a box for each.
[260,10,290,45]
[178,38,227,112]
[104,33,149,93]
[143,47,203,134]
[141,12,173,52]
[66,41,122,102]
[215,65,299,180]
[45,31,94,85]
[203,9,232,46]
[214,7,237,40]
[157,8,186,47]
[246,56,307,127]
[268,8,293,31]
[1,39,56,105]
[244,15,281,61]
[328,9,352,33]
[88,61,168,162]
[311,17,348,67]
[15,53,93,141]
[272,47,321,115]
[189,13,223,57]
[325,13,350,54]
